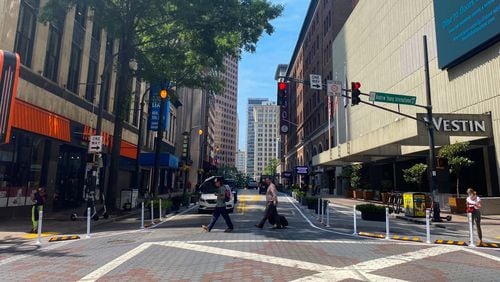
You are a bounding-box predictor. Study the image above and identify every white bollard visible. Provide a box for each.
[36,210,43,245]
[426,208,431,244]
[385,207,390,240]
[150,200,154,224]
[86,207,91,239]
[468,212,475,247]
[140,201,145,229]
[353,205,357,235]
[317,198,321,220]
[326,201,330,227]
[159,198,162,220]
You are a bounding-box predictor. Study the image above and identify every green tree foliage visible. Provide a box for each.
[402,163,428,192]
[263,159,279,176]
[39,0,283,204]
[438,141,474,197]
[350,164,362,188]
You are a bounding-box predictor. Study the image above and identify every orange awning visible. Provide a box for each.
[11,99,70,142]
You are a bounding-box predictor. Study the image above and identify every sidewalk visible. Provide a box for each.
[318,195,500,243]
[0,208,141,244]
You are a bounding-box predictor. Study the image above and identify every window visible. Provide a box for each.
[43,14,64,81]
[14,0,39,67]
[84,59,98,102]
[67,3,87,94]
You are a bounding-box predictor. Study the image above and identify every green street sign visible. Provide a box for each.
[369,92,416,105]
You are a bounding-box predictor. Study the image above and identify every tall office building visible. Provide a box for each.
[235,150,247,174]
[246,98,269,178]
[253,102,279,179]
[213,56,238,166]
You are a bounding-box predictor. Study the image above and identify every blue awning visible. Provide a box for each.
[139,153,179,168]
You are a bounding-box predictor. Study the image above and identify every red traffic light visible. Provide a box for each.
[278,82,287,91]
[353,82,361,90]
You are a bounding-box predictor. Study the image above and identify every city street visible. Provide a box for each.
[0,189,499,281]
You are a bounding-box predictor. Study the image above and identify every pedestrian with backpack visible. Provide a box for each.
[466,188,483,245]
[202,177,234,232]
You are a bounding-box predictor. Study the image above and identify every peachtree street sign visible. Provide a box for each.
[417,113,493,137]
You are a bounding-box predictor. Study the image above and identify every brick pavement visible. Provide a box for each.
[0,191,499,281]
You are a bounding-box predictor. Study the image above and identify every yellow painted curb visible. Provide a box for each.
[434,239,468,246]
[392,235,422,242]
[22,232,60,239]
[49,235,80,242]
[358,232,385,239]
[478,242,499,248]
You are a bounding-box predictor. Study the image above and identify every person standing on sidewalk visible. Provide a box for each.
[202,177,234,232]
[31,187,46,233]
[466,188,482,245]
[255,177,281,229]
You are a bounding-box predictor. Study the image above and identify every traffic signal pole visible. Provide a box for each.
[423,35,441,221]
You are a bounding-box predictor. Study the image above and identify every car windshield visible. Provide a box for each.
[199,181,218,194]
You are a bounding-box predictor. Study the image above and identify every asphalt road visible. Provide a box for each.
[0,189,498,281]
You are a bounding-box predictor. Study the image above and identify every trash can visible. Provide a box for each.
[403,192,426,217]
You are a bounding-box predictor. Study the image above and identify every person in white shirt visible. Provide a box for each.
[255,178,281,229]
[466,188,482,245]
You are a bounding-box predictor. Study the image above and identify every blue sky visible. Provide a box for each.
[237,0,309,150]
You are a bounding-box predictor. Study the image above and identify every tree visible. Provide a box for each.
[403,163,428,192]
[40,0,283,208]
[263,159,279,176]
[438,141,474,197]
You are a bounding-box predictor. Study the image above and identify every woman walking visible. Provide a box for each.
[466,188,482,245]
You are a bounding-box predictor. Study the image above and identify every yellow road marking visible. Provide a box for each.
[22,232,60,239]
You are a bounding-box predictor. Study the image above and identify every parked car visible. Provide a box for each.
[247,180,258,189]
[258,181,267,195]
[197,176,235,213]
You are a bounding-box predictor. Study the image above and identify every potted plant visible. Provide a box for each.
[363,184,373,200]
[350,164,362,199]
[342,166,354,198]
[306,196,318,211]
[356,204,393,221]
[438,142,474,214]
[380,180,393,203]
[402,163,428,192]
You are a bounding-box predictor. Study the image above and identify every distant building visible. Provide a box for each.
[235,150,247,175]
[252,102,279,179]
[246,98,269,177]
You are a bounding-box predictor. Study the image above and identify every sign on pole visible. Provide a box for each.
[327,80,342,96]
[89,135,103,153]
[309,74,322,90]
[369,92,417,105]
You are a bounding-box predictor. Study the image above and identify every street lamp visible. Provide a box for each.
[152,86,168,196]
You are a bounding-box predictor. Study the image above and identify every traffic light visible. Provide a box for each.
[277,82,289,134]
[351,82,361,106]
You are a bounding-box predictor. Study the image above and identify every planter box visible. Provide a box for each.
[353,189,364,199]
[361,212,385,221]
[363,190,374,200]
[448,196,466,214]
[381,192,390,204]
[346,189,354,198]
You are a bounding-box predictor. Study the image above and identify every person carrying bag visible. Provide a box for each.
[466,188,482,245]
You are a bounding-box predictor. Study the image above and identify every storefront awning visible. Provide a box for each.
[139,152,179,168]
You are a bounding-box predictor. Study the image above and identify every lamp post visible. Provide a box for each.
[152,87,168,197]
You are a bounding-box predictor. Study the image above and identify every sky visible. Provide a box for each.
[237,0,309,151]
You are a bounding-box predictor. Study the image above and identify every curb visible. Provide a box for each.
[478,242,499,248]
[49,235,80,242]
[359,232,422,242]
[434,239,468,246]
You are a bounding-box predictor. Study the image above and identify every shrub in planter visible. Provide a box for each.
[356,204,393,221]
[306,196,318,211]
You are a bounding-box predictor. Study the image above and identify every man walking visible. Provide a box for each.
[202,177,234,232]
[31,187,46,233]
[255,177,281,229]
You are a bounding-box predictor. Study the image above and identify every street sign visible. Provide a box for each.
[369,92,417,105]
[309,74,322,90]
[327,80,342,96]
[295,166,309,175]
[89,135,103,153]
